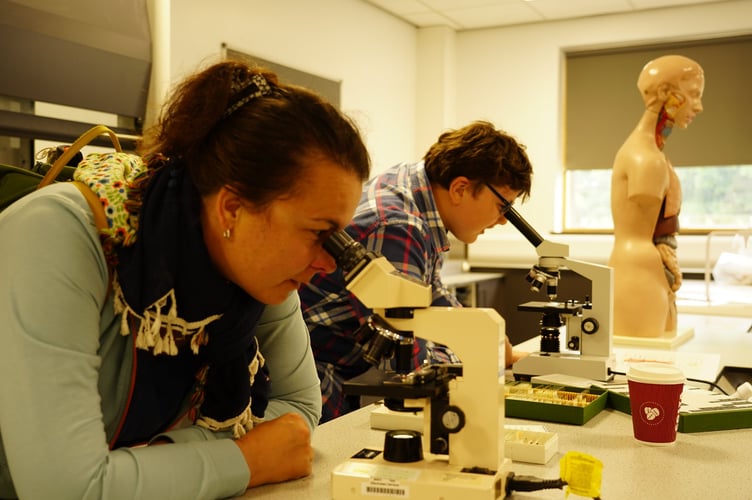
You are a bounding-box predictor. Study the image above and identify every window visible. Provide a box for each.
[566,166,752,231]
[564,36,752,232]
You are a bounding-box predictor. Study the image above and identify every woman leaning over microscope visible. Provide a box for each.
[0,60,370,499]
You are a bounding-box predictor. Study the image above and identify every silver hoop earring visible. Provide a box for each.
[223,228,231,239]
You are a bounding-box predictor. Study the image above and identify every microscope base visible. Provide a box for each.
[512,352,613,381]
[332,453,510,500]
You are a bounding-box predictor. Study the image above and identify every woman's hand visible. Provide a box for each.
[235,412,314,488]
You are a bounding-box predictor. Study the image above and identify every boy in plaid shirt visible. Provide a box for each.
[299,121,533,422]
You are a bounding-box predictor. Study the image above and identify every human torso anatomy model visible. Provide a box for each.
[609,55,704,338]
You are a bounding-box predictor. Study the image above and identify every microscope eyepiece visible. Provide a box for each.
[504,207,544,248]
[323,230,378,281]
[323,231,364,267]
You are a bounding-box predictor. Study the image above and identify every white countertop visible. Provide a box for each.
[440,259,504,287]
[240,314,752,499]
[516,313,752,379]
[243,401,752,500]
[676,279,752,317]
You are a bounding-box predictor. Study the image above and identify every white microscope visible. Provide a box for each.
[323,231,510,500]
[504,208,615,382]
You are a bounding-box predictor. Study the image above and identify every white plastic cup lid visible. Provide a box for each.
[627,362,684,385]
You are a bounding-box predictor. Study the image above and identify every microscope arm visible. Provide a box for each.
[324,230,505,472]
[504,207,614,379]
[559,257,613,358]
[505,207,569,259]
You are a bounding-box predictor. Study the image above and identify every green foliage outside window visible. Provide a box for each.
[566,166,752,231]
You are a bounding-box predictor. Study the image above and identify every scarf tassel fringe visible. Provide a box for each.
[195,405,265,439]
[113,278,220,355]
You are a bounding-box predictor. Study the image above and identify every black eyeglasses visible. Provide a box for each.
[483,182,514,215]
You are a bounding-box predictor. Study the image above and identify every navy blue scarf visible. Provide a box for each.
[113,158,270,443]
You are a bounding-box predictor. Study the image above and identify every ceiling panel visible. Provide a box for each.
[443,3,543,29]
[526,0,634,19]
[363,0,729,29]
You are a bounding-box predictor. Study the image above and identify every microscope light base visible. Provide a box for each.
[331,454,510,500]
[513,352,613,382]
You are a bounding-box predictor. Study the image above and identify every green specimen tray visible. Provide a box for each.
[504,382,608,425]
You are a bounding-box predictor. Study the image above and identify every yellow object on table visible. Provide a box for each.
[560,451,603,499]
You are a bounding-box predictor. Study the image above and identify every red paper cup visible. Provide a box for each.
[627,363,684,445]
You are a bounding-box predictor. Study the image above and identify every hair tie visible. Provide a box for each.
[224,73,272,118]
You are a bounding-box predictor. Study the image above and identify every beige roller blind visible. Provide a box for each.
[565,35,752,170]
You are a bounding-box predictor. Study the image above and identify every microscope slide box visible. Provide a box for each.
[600,383,632,415]
[504,429,558,464]
[678,386,752,433]
[504,382,608,425]
[606,383,752,433]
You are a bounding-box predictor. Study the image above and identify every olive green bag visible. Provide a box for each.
[0,125,122,212]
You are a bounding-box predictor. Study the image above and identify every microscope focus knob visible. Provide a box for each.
[383,430,423,463]
[439,405,466,433]
[582,317,599,335]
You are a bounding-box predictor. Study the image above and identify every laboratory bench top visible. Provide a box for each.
[676,279,752,318]
[243,404,752,500]
[440,259,504,288]
[240,314,751,500]
[514,313,752,379]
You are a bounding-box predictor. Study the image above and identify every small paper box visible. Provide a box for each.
[504,429,559,464]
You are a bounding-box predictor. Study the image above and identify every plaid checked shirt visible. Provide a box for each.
[299,161,461,422]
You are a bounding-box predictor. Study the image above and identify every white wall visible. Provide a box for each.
[454,0,752,270]
[169,0,417,175]
[165,0,752,272]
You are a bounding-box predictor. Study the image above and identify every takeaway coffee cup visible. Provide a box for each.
[627,363,685,445]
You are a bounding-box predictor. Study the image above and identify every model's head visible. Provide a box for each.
[141,60,370,304]
[423,121,533,243]
[637,54,705,127]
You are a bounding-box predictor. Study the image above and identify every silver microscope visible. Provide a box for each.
[323,231,510,500]
[504,208,614,381]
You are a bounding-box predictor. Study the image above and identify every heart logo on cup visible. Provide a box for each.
[643,406,660,421]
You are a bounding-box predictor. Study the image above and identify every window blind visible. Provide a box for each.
[565,35,752,170]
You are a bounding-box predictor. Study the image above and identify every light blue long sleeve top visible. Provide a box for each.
[0,183,322,499]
